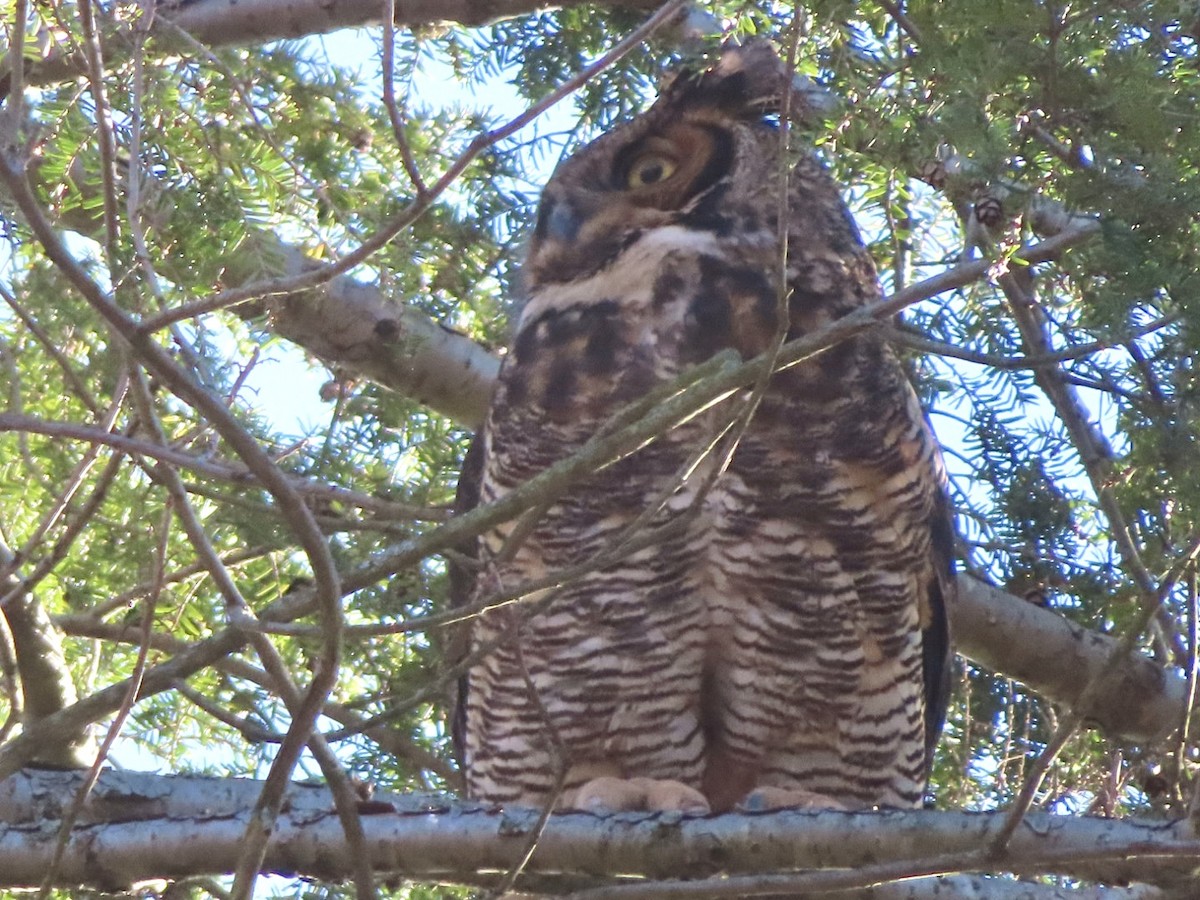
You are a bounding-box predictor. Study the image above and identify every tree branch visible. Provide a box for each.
[241,239,500,428]
[954,577,1184,743]
[0,0,622,97]
[0,769,1189,894]
[0,572,94,769]
[0,587,314,780]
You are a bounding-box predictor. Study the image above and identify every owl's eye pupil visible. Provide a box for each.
[639,162,664,184]
[625,152,678,188]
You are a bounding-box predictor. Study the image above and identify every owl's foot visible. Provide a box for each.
[738,786,848,811]
[572,776,711,815]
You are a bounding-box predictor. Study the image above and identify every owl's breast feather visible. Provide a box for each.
[520,226,726,325]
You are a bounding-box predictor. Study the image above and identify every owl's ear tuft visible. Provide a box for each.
[670,40,792,119]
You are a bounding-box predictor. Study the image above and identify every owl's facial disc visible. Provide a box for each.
[537,197,583,243]
[526,120,736,285]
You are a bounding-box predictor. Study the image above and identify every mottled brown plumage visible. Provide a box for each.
[452,42,953,814]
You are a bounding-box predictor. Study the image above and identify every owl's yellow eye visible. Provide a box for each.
[612,124,730,209]
[626,153,678,188]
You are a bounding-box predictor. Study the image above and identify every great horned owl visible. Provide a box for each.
[452,42,953,814]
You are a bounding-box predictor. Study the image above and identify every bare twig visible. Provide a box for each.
[122,365,369,898]
[0,149,346,897]
[0,283,100,414]
[0,584,314,780]
[0,412,443,522]
[1177,568,1199,794]
[36,498,170,898]
[0,449,125,621]
[379,0,426,196]
[174,681,282,743]
[981,267,1185,848]
[883,313,1179,372]
[985,530,1200,852]
[0,378,127,596]
[999,273,1153,595]
[50,613,461,784]
[76,0,122,263]
[4,0,30,123]
[877,0,922,41]
[484,638,569,899]
[77,545,271,619]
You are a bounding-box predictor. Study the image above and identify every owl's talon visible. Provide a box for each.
[572,776,710,815]
[639,778,711,815]
[738,786,848,812]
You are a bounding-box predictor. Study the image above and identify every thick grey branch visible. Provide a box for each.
[0,0,606,94]
[646,880,1162,900]
[0,769,1190,892]
[954,577,1185,743]
[159,0,602,43]
[248,240,499,428]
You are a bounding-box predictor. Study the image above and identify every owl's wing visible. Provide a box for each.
[447,431,486,774]
[923,485,956,771]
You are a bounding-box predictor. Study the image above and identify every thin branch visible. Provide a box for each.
[0,411,445,521]
[1177,568,1199,798]
[379,0,426,196]
[4,0,29,122]
[0,97,347,863]
[51,614,461,784]
[0,571,313,780]
[877,0,921,41]
[0,448,125,622]
[36,498,170,899]
[981,270,1176,846]
[883,314,1179,372]
[0,282,100,414]
[985,553,1199,852]
[174,681,282,743]
[76,545,274,620]
[999,274,1154,596]
[122,367,368,899]
[76,0,122,263]
[0,378,127,593]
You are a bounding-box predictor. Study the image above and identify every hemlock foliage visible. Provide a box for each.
[0,1,1198,896]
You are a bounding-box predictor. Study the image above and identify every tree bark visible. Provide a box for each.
[244,239,500,427]
[954,577,1184,742]
[159,0,608,43]
[0,769,1187,895]
[0,0,620,96]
